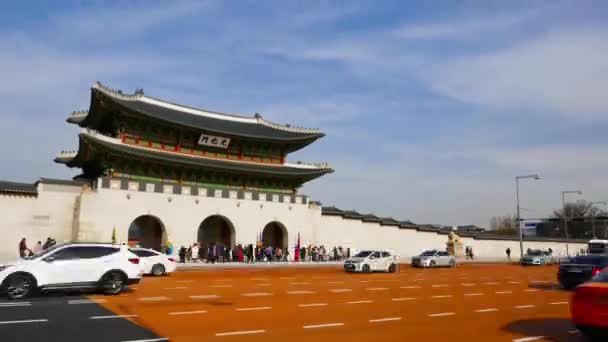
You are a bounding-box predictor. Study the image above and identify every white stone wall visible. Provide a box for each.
[0,183,80,262]
[0,182,588,263]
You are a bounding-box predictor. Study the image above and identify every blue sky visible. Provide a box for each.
[1,1,607,227]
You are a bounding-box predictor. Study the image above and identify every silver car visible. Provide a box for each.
[521,250,553,265]
[411,250,456,268]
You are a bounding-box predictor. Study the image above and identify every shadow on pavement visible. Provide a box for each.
[503,318,582,342]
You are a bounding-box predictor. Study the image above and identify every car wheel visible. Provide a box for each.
[362,264,371,273]
[100,271,125,295]
[5,274,36,300]
[388,264,397,273]
[151,264,165,276]
[430,261,436,268]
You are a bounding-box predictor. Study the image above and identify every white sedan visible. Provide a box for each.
[130,248,177,276]
[344,250,399,273]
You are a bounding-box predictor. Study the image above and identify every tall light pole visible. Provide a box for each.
[562,190,583,256]
[516,174,540,259]
[589,201,607,239]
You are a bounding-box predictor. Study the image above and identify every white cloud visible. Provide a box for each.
[428,29,608,121]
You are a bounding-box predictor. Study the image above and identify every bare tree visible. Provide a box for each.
[552,200,606,219]
[490,214,518,235]
[551,200,608,238]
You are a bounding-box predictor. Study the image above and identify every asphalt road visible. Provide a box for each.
[0,264,585,342]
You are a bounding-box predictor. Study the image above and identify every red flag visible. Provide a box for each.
[295,232,301,262]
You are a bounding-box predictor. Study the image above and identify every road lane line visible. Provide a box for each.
[496,291,512,294]
[216,330,266,337]
[360,280,370,283]
[400,286,421,289]
[241,292,273,297]
[303,323,344,329]
[330,289,352,293]
[138,297,169,301]
[257,283,272,287]
[550,302,568,305]
[428,312,455,317]
[432,284,448,288]
[168,310,208,316]
[464,293,484,296]
[90,315,137,320]
[328,281,344,284]
[392,297,416,301]
[513,337,545,342]
[524,289,538,292]
[484,282,499,285]
[514,305,535,309]
[68,299,107,304]
[0,302,32,307]
[236,306,272,312]
[299,303,328,307]
[475,308,498,313]
[461,283,476,286]
[190,295,220,300]
[365,287,389,291]
[287,290,316,295]
[508,281,521,284]
[120,338,168,342]
[0,319,48,325]
[432,295,452,299]
[369,317,402,323]
[347,300,373,304]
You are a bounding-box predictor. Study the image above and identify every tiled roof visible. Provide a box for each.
[321,206,343,216]
[0,180,37,195]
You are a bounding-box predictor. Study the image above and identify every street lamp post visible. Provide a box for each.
[590,201,608,239]
[562,190,583,256]
[516,174,540,260]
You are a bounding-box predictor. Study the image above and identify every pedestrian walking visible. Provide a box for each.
[33,241,43,255]
[506,248,511,261]
[19,238,32,258]
[179,246,187,263]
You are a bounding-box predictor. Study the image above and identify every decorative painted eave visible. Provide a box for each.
[66,110,88,124]
[54,150,78,164]
[91,82,324,135]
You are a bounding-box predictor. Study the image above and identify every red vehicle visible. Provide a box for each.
[571,269,608,340]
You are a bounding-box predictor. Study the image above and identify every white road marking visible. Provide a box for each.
[0,302,32,307]
[475,308,498,313]
[514,305,535,309]
[68,299,107,305]
[120,338,168,342]
[464,293,484,296]
[241,292,273,297]
[392,297,416,301]
[209,285,233,288]
[400,286,421,289]
[461,283,476,286]
[303,323,344,329]
[298,303,328,307]
[369,317,402,323]
[0,319,48,325]
[484,282,499,285]
[512,337,545,342]
[428,312,455,317]
[330,289,352,293]
[257,283,272,287]
[138,297,169,301]
[508,281,521,284]
[365,287,389,291]
[432,284,449,288]
[524,289,538,292]
[328,281,344,284]
[236,306,272,312]
[168,310,207,316]
[550,302,569,305]
[288,290,315,295]
[90,315,137,320]
[347,300,373,304]
[496,291,512,294]
[190,295,220,300]
[360,280,370,283]
[216,330,266,337]
[432,295,452,299]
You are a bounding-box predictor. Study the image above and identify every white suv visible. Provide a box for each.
[0,243,142,300]
[344,250,399,273]
[130,248,177,276]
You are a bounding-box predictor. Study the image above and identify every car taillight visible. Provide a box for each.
[168,258,176,262]
[592,267,601,277]
[128,258,140,264]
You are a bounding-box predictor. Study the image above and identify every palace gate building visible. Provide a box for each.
[0,83,586,261]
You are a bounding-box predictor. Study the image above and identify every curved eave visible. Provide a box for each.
[67,111,88,124]
[81,85,325,148]
[67,132,333,182]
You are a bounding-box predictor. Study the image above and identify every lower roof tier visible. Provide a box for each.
[55,130,333,187]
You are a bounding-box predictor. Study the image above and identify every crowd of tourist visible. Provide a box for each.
[174,242,351,264]
[18,237,57,258]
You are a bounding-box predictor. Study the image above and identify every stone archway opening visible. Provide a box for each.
[197,215,236,252]
[262,221,288,250]
[128,215,166,251]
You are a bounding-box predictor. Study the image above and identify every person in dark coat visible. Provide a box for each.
[178,246,187,263]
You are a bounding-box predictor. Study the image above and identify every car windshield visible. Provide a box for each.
[24,243,66,260]
[420,251,436,256]
[526,250,543,256]
[569,256,608,265]
[354,251,373,258]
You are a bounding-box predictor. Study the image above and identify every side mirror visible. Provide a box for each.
[43,256,55,263]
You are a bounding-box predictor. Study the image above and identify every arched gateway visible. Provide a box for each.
[262,221,288,250]
[198,215,235,251]
[128,215,166,251]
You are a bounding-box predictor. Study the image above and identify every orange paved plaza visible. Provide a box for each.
[91,264,581,342]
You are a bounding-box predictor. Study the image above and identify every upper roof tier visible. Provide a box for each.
[69,82,325,149]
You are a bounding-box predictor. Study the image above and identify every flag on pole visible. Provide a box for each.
[295,232,301,262]
[111,226,117,244]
